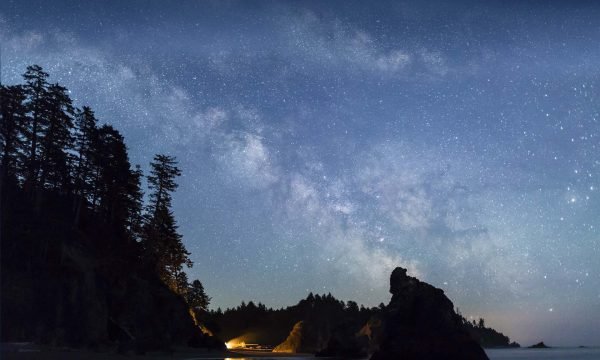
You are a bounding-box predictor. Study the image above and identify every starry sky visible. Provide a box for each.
[1,0,599,346]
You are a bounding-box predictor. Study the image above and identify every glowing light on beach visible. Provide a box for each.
[225,339,245,349]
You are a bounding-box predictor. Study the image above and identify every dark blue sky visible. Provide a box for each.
[2,0,599,346]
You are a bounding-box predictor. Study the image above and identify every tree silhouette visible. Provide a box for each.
[186,279,211,311]
[39,83,74,191]
[143,154,192,293]
[22,65,50,189]
[1,66,212,347]
[125,164,144,242]
[72,106,98,198]
[147,154,181,216]
[93,125,134,227]
[0,85,27,182]
[71,106,98,225]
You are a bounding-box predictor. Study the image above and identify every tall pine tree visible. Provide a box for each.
[39,83,75,191]
[22,65,50,189]
[72,106,98,199]
[0,85,27,182]
[125,164,144,242]
[91,125,142,238]
[186,279,211,311]
[143,154,192,293]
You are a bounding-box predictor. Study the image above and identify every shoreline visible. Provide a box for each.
[3,344,600,360]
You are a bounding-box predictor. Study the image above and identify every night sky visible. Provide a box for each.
[1,0,599,346]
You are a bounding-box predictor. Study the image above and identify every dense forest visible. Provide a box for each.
[0,65,215,351]
[202,293,384,351]
[459,314,520,348]
[198,293,518,351]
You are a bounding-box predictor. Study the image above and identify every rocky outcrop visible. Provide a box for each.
[0,199,223,353]
[273,321,304,353]
[359,316,385,353]
[106,266,222,353]
[528,341,550,348]
[371,267,489,360]
[315,321,370,358]
[315,314,385,357]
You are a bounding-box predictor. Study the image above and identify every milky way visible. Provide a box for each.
[1,0,599,345]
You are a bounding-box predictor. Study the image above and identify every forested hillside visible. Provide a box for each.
[0,65,218,352]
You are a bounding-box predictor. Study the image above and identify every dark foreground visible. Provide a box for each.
[4,346,600,360]
[0,344,310,360]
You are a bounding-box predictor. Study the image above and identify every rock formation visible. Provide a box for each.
[528,341,550,348]
[370,267,489,360]
[1,213,223,353]
[357,316,385,354]
[273,321,304,353]
[314,321,370,358]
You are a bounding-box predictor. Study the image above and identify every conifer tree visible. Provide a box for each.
[22,65,50,188]
[125,164,144,242]
[0,85,27,182]
[73,106,98,199]
[143,154,192,292]
[2,66,214,343]
[147,154,181,216]
[92,125,139,234]
[186,279,211,311]
[39,83,74,190]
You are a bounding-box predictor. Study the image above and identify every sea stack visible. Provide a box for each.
[370,267,489,360]
[529,341,550,348]
[273,321,304,353]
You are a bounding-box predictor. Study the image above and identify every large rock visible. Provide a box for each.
[1,232,222,353]
[358,316,385,354]
[273,321,304,353]
[528,341,550,348]
[315,321,370,358]
[273,318,349,354]
[371,267,489,360]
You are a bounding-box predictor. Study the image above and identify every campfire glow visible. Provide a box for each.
[225,339,246,349]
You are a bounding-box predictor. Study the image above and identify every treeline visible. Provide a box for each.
[200,292,384,350]
[1,66,209,328]
[200,292,518,350]
[458,315,520,348]
[0,65,209,308]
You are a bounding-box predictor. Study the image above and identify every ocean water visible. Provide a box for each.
[486,347,600,359]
